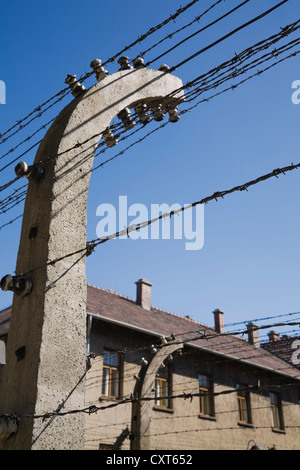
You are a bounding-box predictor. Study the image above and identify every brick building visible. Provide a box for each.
[1,279,300,450]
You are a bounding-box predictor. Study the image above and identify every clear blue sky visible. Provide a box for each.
[0,0,299,339]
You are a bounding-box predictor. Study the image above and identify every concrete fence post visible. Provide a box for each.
[0,65,184,449]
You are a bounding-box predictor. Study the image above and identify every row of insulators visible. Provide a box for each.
[65,57,180,149]
[102,102,179,148]
[1,58,181,297]
[65,56,171,96]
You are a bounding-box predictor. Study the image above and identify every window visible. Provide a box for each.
[155,366,171,409]
[270,392,284,430]
[198,374,214,417]
[102,349,121,399]
[237,384,252,424]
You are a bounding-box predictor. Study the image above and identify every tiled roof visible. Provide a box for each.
[87,284,300,380]
[262,336,300,369]
[1,284,300,381]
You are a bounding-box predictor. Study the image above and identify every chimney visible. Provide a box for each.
[213,309,225,334]
[247,322,260,347]
[136,279,152,310]
[268,330,281,342]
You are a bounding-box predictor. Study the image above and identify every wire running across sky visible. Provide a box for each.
[10,160,299,281]
[0,0,204,147]
[0,13,299,227]
[0,0,291,169]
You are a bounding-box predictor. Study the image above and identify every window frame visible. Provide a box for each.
[237,383,252,425]
[101,348,122,400]
[154,365,172,410]
[270,391,284,431]
[198,373,215,418]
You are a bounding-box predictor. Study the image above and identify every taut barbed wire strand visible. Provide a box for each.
[0,382,297,422]
[169,0,290,72]
[0,14,298,232]
[136,0,226,60]
[145,0,252,67]
[0,0,202,147]
[0,12,296,189]
[13,160,300,280]
[0,0,290,168]
[1,37,299,230]
[0,0,235,168]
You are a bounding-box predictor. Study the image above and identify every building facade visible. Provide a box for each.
[1,279,300,450]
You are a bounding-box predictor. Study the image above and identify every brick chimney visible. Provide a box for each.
[136,279,152,310]
[213,309,225,334]
[268,330,281,342]
[247,322,260,347]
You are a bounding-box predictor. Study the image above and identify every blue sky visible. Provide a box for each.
[0,0,299,339]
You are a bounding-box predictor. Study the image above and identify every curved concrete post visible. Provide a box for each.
[131,341,183,450]
[0,68,184,450]
[0,340,5,364]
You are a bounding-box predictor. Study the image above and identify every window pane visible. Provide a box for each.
[155,377,169,407]
[103,350,119,367]
[199,374,212,416]
[270,392,281,429]
[239,397,248,422]
[270,392,278,406]
[271,406,280,428]
[111,368,119,397]
[161,379,169,407]
[200,393,211,415]
[158,367,168,379]
[102,367,110,396]
[237,384,251,423]
[198,374,209,388]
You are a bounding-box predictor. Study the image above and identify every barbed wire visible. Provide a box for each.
[86,328,300,392]
[145,0,252,67]
[0,0,293,178]
[0,0,202,148]
[0,38,298,233]
[0,382,296,422]
[225,310,300,328]
[0,11,296,208]
[0,214,22,231]
[136,0,226,61]
[0,116,55,164]
[0,91,70,148]
[13,159,299,281]
[169,0,290,72]
[33,20,300,174]
[86,319,300,368]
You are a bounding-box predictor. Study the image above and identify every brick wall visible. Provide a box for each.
[84,320,300,450]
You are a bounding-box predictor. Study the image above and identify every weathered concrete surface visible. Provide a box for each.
[131,341,183,450]
[0,68,184,449]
